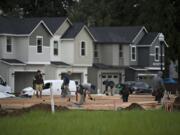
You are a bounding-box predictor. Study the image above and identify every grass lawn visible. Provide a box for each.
[0,110,180,135]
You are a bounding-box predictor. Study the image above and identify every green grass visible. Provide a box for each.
[0,110,180,135]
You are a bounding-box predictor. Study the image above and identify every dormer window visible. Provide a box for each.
[36,36,43,53]
[131,45,136,61]
[6,37,12,53]
[80,41,86,56]
[155,46,160,61]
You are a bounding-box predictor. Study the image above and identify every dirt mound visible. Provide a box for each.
[0,103,69,117]
[27,103,69,111]
[124,103,144,110]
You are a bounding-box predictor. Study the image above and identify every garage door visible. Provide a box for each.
[70,73,82,84]
[100,73,121,94]
[15,72,36,94]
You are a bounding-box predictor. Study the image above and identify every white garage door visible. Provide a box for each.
[100,73,121,93]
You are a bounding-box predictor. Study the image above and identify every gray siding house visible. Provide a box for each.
[0,17,53,93]
[88,26,166,93]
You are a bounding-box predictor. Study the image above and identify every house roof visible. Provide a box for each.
[138,32,159,45]
[38,17,67,34]
[61,22,84,39]
[89,26,143,44]
[0,16,40,35]
[0,16,67,35]
[0,59,25,65]
[93,63,125,69]
[51,61,70,66]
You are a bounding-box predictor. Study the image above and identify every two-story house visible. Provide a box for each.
[0,16,54,93]
[0,16,95,93]
[46,21,95,84]
[88,26,167,93]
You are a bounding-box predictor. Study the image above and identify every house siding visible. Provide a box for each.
[149,37,165,67]
[123,45,130,66]
[29,23,51,47]
[0,36,3,58]
[0,62,10,86]
[100,44,113,65]
[88,67,98,89]
[28,23,51,64]
[1,36,16,59]
[50,35,61,62]
[15,37,29,63]
[138,47,149,67]
[74,27,93,66]
[129,45,138,66]
[61,40,74,64]
[55,20,71,36]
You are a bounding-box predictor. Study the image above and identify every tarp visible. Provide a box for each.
[163,78,177,84]
[0,92,15,99]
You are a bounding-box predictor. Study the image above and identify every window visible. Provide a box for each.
[80,41,86,56]
[119,45,123,58]
[155,46,159,61]
[94,44,99,58]
[53,41,58,56]
[6,37,12,52]
[36,36,43,53]
[131,46,136,61]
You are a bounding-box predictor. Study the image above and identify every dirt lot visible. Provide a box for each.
[0,94,176,111]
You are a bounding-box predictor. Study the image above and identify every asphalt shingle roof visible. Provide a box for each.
[62,22,84,39]
[51,61,70,66]
[1,59,25,65]
[89,26,143,44]
[138,32,158,45]
[0,16,67,35]
[93,63,125,69]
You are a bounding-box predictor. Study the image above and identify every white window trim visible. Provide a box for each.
[6,37,13,53]
[36,36,43,54]
[80,40,86,57]
[155,46,160,62]
[53,40,59,56]
[94,44,99,58]
[131,45,136,61]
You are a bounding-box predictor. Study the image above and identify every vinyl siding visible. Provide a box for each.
[15,37,29,63]
[29,23,51,47]
[50,35,61,62]
[149,37,165,67]
[138,47,149,67]
[61,40,74,64]
[123,45,130,66]
[0,36,3,58]
[100,44,113,65]
[74,27,93,66]
[1,36,16,59]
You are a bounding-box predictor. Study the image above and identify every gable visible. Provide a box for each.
[54,19,71,36]
[29,23,51,46]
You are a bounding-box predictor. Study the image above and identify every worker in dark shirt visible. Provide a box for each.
[34,70,44,98]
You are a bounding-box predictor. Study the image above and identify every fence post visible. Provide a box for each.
[50,83,55,113]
